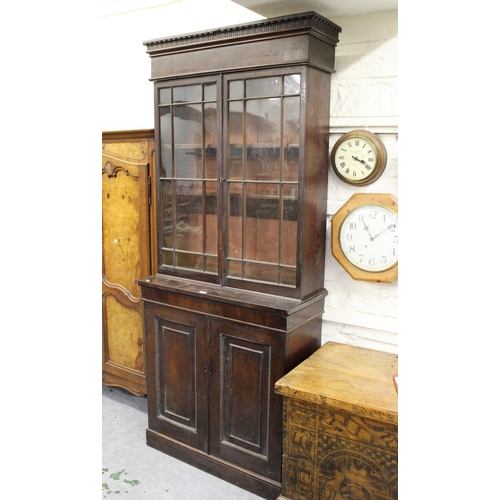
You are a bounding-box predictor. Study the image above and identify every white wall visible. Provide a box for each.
[323,11,398,353]
[101,1,398,354]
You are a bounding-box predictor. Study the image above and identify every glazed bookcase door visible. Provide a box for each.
[154,68,308,297]
[156,75,221,283]
[223,68,302,292]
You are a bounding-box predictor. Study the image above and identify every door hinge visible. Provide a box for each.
[148,176,152,205]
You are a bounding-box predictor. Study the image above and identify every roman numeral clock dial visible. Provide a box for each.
[331,130,387,186]
[331,193,398,283]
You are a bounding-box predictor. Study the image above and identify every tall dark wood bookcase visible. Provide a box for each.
[138,12,341,499]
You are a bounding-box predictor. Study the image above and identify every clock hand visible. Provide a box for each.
[361,220,374,240]
[372,224,396,239]
[352,156,371,169]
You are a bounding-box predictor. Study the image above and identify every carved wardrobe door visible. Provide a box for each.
[102,130,155,396]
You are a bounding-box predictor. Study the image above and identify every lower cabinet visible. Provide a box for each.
[139,275,327,500]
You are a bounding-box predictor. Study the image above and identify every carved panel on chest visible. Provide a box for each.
[275,342,398,500]
[281,398,397,500]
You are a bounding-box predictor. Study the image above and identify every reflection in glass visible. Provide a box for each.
[228,260,242,279]
[174,180,203,252]
[162,249,174,266]
[204,83,217,101]
[283,96,300,182]
[246,98,281,181]
[204,102,217,179]
[159,87,171,104]
[158,73,303,286]
[228,101,243,180]
[224,73,302,286]
[228,183,243,260]
[246,77,280,98]
[284,74,300,95]
[173,104,202,178]
[162,181,174,249]
[245,262,279,284]
[229,80,244,99]
[160,107,172,177]
[159,81,219,276]
[205,181,218,257]
[281,184,298,267]
[173,85,202,103]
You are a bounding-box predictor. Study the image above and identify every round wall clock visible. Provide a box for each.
[331,193,398,283]
[330,130,387,185]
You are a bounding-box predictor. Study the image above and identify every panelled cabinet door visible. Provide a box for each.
[144,304,208,452]
[102,131,155,396]
[207,318,285,481]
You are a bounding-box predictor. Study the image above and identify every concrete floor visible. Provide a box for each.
[102,385,264,499]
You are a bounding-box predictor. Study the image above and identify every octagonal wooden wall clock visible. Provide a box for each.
[331,193,398,283]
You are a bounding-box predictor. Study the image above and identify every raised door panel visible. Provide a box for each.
[208,318,285,481]
[102,131,154,396]
[145,304,208,452]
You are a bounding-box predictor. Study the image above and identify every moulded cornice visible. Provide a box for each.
[143,11,341,56]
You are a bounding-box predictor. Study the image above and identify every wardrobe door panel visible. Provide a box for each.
[102,131,154,395]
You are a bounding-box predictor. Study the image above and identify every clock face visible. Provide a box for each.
[333,135,378,183]
[339,203,398,272]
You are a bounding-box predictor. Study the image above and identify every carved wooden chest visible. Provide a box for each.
[274,342,398,500]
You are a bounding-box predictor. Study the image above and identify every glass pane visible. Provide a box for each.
[204,102,217,179]
[161,181,174,250]
[175,180,203,253]
[159,87,171,104]
[205,256,218,274]
[245,184,279,265]
[281,184,298,267]
[228,101,243,180]
[229,80,244,99]
[162,249,174,266]
[173,85,202,103]
[284,74,300,95]
[283,96,300,182]
[228,260,242,278]
[245,262,278,283]
[246,99,281,181]
[245,183,279,219]
[282,183,298,222]
[204,83,216,101]
[176,251,202,270]
[228,184,243,259]
[205,181,218,256]
[245,217,279,264]
[173,104,202,178]
[160,107,173,178]
[246,77,280,98]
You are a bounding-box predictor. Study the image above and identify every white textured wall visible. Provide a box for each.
[323,11,398,353]
[101,2,399,354]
